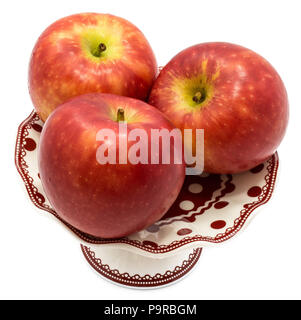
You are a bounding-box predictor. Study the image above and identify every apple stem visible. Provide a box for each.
[117,108,125,122]
[192,91,203,104]
[98,43,106,52]
[92,43,107,57]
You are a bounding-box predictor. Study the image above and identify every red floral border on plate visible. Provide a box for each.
[15,111,279,254]
[81,245,202,287]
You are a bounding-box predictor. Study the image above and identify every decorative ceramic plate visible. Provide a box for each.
[15,111,279,288]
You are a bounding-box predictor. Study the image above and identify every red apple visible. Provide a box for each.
[38,93,185,238]
[149,42,289,173]
[29,13,157,122]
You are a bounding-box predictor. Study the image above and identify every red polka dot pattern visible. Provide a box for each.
[250,163,264,173]
[31,123,43,132]
[247,186,262,197]
[163,174,234,220]
[24,138,36,151]
[177,228,192,236]
[211,220,226,229]
[214,201,229,209]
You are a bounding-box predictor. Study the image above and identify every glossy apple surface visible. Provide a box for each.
[29,13,157,122]
[149,42,289,173]
[38,93,185,238]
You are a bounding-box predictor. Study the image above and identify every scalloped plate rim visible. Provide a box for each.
[15,110,280,256]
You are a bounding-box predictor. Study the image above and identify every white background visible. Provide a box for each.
[1,0,300,300]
